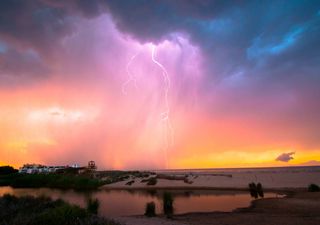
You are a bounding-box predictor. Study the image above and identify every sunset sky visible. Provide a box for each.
[0,0,320,169]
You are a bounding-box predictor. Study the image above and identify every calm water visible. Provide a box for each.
[0,187,281,216]
[156,166,320,174]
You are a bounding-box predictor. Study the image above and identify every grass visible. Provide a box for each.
[87,198,100,214]
[0,194,120,225]
[0,173,102,190]
[145,201,156,217]
[163,192,174,218]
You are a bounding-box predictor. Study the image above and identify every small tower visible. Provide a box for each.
[88,161,97,170]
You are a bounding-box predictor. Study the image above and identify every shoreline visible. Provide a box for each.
[114,190,320,225]
[101,167,320,192]
[101,184,301,192]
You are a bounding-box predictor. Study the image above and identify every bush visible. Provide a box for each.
[33,204,88,225]
[0,194,118,225]
[249,182,258,198]
[257,182,264,198]
[163,192,174,218]
[147,177,157,186]
[144,202,156,217]
[0,166,18,175]
[308,183,320,192]
[0,173,102,190]
[87,198,100,215]
[249,182,264,198]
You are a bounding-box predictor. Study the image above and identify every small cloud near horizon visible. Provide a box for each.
[298,160,320,166]
[276,152,295,162]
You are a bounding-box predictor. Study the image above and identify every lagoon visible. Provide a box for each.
[0,186,280,216]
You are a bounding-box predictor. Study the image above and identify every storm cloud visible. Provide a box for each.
[0,1,320,168]
[1,0,320,83]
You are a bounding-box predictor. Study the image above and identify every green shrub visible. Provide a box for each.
[308,183,320,192]
[163,192,174,218]
[144,202,156,217]
[87,198,100,215]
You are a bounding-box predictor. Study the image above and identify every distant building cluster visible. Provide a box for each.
[18,161,96,174]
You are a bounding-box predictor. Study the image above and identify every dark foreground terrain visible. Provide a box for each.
[0,194,119,225]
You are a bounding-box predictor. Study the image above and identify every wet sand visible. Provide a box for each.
[114,191,320,225]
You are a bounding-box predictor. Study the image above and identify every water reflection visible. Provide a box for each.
[0,187,280,216]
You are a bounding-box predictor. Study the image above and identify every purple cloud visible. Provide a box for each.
[276,152,295,162]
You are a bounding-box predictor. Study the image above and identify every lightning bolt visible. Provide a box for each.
[122,53,139,95]
[122,47,174,169]
[151,46,173,169]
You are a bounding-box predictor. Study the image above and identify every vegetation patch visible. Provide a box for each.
[308,183,320,192]
[0,194,119,225]
[163,192,174,218]
[249,182,264,198]
[144,201,156,217]
[86,198,100,214]
[147,177,158,185]
[0,173,102,190]
[0,166,18,175]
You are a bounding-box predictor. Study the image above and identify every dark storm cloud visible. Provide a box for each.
[0,0,107,52]
[0,0,70,54]
[104,0,320,82]
[0,0,320,92]
[105,0,239,43]
[0,0,107,85]
[103,0,320,149]
[0,47,49,86]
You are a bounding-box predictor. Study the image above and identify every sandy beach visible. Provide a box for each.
[114,191,320,225]
[101,167,320,225]
[103,167,320,190]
